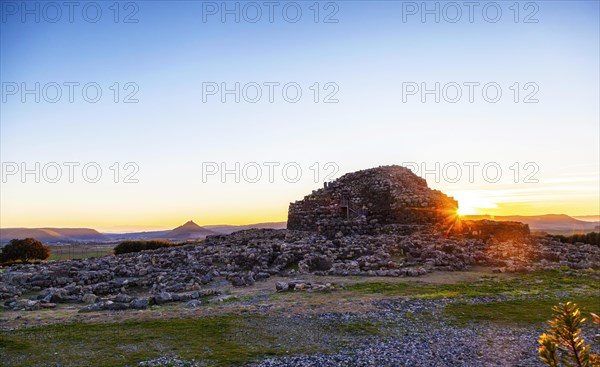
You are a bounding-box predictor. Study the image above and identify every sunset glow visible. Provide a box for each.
[0,1,598,231]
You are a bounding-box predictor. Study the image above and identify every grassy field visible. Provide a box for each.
[1,269,598,366]
[48,244,115,261]
[444,295,600,325]
[0,314,379,367]
[343,269,599,299]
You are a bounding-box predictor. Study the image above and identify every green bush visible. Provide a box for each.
[113,240,175,255]
[1,238,51,264]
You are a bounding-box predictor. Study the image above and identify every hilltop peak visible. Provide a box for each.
[162,220,216,240]
[176,220,201,230]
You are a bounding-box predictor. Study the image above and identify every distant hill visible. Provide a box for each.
[54,221,287,243]
[0,228,106,243]
[462,214,599,234]
[110,221,287,241]
[158,220,218,240]
[0,221,217,243]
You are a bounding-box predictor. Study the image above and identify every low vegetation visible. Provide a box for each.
[549,232,599,246]
[444,296,600,326]
[344,269,600,300]
[0,238,50,265]
[538,302,600,367]
[0,314,369,366]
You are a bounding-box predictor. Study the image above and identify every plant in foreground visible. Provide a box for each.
[539,302,599,367]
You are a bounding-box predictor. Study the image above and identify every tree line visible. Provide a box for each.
[548,232,599,246]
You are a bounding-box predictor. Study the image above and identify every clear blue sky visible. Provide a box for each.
[1,1,599,230]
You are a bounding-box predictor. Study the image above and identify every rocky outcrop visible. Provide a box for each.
[287,166,458,236]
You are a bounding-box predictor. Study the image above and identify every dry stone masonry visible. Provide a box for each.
[287,166,458,236]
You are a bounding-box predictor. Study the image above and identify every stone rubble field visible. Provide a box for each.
[1,227,598,313]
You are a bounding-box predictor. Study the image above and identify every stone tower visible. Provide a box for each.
[287,165,458,234]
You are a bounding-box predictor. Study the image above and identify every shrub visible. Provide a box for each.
[538,301,600,367]
[113,240,175,255]
[0,238,51,264]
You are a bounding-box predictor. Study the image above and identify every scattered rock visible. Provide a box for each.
[152,292,173,305]
[275,281,289,292]
[82,293,98,304]
[25,300,41,311]
[114,293,133,303]
[130,298,149,309]
[184,300,203,309]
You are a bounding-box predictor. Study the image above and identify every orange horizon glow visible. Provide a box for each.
[1,205,599,233]
[2,172,598,232]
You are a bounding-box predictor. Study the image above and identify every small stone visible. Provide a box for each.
[25,300,41,311]
[114,293,133,303]
[184,300,202,308]
[130,298,149,309]
[275,281,289,292]
[82,293,98,304]
[152,292,173,304]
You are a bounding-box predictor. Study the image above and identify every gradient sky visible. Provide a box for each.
[1,0,599,231]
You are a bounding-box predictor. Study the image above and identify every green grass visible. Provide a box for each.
[344,270,599,300]
[444,295,600,325]
[345,270,600,326]
[48,245,114,261]
[326,320,382,336]
[0,314,382,367]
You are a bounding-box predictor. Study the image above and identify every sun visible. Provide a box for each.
[456,206,476,216]
[450,191,499,217]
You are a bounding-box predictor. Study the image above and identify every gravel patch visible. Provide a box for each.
[135,297,599,367]
[251,298,546,367]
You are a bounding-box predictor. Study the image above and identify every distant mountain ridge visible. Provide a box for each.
[2,215,596,243]
[1,221,287,243]
[0,228,106,243]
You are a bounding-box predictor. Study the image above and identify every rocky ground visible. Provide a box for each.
[2,267,599,367]
[2,227,598,314]
[135,301,550,367]
[1,227,599,367]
